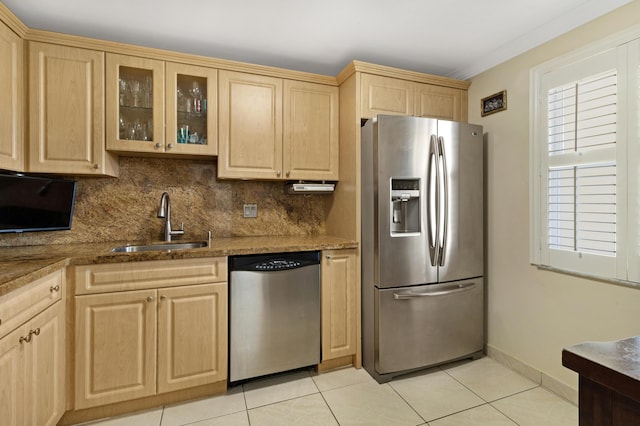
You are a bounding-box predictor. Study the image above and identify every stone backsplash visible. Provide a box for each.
[0,157,330,247]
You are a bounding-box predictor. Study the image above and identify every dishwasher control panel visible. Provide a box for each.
[230,250,320,272]
[255,260,302,270]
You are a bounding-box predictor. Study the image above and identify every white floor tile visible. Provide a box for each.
[78,408,163,426]
[243,370,319,409]
[161,386,246,426]
[322,382,423,426]
[312,366,376,392]
[390,368,485,421]
[491,387,578,426]
[248,393,338,426]
[428,404,517,426]
[443,357,538,402]
[186,411,250,426]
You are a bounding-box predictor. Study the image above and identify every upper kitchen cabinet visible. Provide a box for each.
[165,62,217,156]
[106,53,165,154]
[218,70,283,179]
[284,80,339,181]
[361,73,415,117]
[218,70,339,180]
[415,83,467,121]
[361,72,468,122]
[28,42,118,176]
[0,21,23,172]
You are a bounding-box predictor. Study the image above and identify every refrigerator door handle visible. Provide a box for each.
[437,136,448,267]
[428,134,439,266]
[393,282,476,299]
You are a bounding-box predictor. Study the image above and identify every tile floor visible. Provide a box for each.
[78,357,578,426]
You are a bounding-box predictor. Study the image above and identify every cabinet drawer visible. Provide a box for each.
[0,270,63,339]
[73,257,228,295]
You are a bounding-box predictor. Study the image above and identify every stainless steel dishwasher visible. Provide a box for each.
[229,251,320,382]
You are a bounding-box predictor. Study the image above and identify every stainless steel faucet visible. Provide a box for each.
[157,192,184,242]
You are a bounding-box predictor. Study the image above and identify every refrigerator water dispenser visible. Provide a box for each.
[390,178,420,235]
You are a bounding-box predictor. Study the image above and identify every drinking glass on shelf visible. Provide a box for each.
[119,78,127,106]
[130,80,141,107]
[119,113,127,139]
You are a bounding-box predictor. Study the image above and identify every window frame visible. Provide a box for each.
[530,25,640,285]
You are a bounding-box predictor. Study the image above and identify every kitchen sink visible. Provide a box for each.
[111,241,208,253]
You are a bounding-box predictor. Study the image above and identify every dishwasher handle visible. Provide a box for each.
[393,282,476,299]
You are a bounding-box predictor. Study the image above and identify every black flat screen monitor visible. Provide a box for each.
[0,173,77,233]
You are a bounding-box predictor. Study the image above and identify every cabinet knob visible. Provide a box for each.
[286,171,290,177]
[32,328,40,337]
[155,143,162,149]
[20,334,31,344]
[93,163,99,170]
[326,255,331,260]
[147,296,154,302]
[50,285,60,293]
[167,143,173,149]
[276,171,281,177]
[160,295,166,301]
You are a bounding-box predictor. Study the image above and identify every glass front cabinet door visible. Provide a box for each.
[165,62,217,156]
[106,53,165,153]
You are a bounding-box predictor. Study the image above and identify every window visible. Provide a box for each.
[530,30,640,284]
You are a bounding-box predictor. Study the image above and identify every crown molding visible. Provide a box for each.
[448,0,633,80]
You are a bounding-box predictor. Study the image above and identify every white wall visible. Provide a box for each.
[468,0,640,391]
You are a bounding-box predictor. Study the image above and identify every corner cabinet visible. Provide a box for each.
[28,42,118,176]
[0,21,23,172]
[361,73,467,122]
[72,257,228,410]
[218,70,338,180]
[0,270,65,426]
[321,249,357,361]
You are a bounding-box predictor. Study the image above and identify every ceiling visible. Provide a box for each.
[2,0,633,80]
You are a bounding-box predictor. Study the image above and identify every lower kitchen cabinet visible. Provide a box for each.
[73,258,228,410]
[321,249,357,361]
[74,289,157,409]
[157,283,227,394]
[0,271,66,426]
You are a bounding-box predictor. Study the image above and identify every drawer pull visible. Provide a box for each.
[50,285,60,293]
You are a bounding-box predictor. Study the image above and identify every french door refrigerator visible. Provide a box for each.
[361,114,484,383]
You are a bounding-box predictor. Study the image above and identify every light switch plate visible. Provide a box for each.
[243,203,257,218]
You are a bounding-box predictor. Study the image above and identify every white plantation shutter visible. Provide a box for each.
[531,31,640,285]
[532,44,628,280]
[547,70,618,258]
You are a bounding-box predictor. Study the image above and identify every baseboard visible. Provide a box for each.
[486,344,578,405]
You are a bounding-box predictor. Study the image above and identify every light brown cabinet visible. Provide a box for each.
[73,258,228,410]
[218,70,338,180]
[361,73,466,121]
[157,283,227,394]
[28,42,118,176]
[74,289,157,409]
[106,54,217,157]
[0,270,65,426]
[165,62,217,156]
[321,249,357,361]
[105,53,165,154]
[0,20,23,172]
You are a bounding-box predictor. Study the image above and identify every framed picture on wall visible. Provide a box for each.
[481,90,507,116]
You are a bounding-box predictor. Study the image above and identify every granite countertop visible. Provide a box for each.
[562,336,640,401]
[0,235,357,297]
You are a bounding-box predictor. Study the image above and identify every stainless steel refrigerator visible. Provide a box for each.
[361,114,484,383]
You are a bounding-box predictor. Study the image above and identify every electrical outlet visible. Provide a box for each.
[243,203,257,218]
